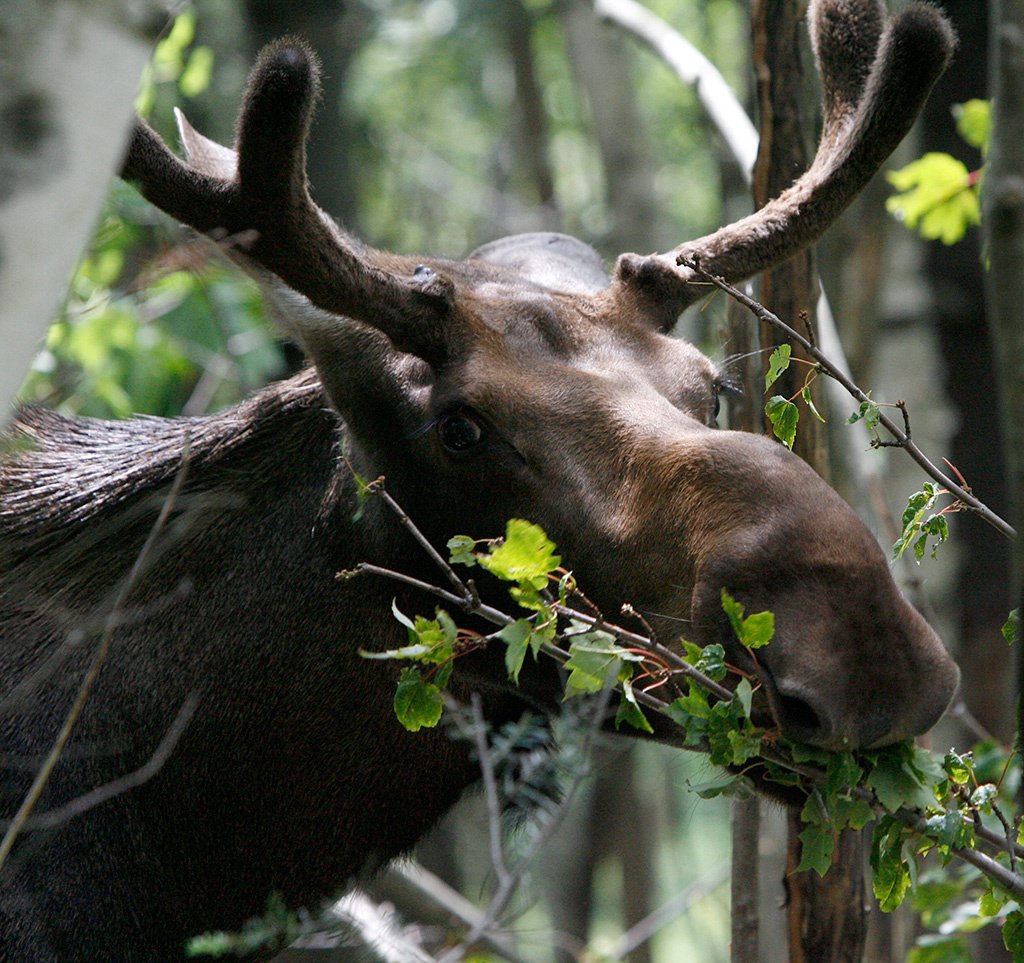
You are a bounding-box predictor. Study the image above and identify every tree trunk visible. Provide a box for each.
[924,0,1014,747]
[0,1,171,421]
[558,0,661,253]
[750,2,864,960]
[985,0,1024,795]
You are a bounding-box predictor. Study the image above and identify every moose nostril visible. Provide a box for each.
[775,690,829,744]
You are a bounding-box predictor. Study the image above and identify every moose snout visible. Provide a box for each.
[757,621,960,751]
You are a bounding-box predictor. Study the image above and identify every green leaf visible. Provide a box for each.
[801,384,826,422]
[721,589,774,649]
[871,817,912,911]
[726,726,763,765]
[667,685,712,723]
[980,880,1011,917]
[886,152,980,244]
[825,752,864,797]
[867,745,935,811]
[360,643,433,661]
[179,45,214,97]
[689,773,754,800]
[765,344,792,391]
[391,598,416,632]
[498,619,533,683]
[954,99,991,153]
[847,397,881,435]
[735,677,753,718]
[695,643,728,680]
[1003,910,1024,960]
[393,668,444,731]
[564,637,621,696]
[970,783,998,813]
[479,519,561,588]
[447,534,478,567]
[797,821,835,876]
[894,483,948,563]
[942,750,973,786]
[924,809,975,858]
[615,675,654,733]
[765,395,799,449]
[1004,609,1021,645]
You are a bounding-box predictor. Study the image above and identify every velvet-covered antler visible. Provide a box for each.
[613,0,956,321]
[122,40,456,365]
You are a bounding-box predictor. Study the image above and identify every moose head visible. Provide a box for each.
[122,0,958,749]
[0,0,958,957]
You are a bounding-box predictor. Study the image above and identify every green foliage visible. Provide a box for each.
[954,99,992,154]
[1004,910,1024,960]
[1004,610,1020,645]
[886,100,990,245]
[135,10,214,118]
[720,589,774,649]
[478,519,562,610]
[186,893,302,958]
[394,667,446,731]
[886,153,980,244]
[847,396,882,443]
[765,394,799,449]
[364,516,1024,950]
[764,344,792,391]
[893,482,951,563]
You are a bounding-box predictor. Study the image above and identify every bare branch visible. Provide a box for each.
[0,438,192,870]
[5,691,200,832]
[594,0,758,177]
[681,258,1017,540]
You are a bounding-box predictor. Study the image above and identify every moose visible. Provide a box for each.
[0,1,959,959]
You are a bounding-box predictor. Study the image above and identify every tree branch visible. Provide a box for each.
[681,258,1017,539]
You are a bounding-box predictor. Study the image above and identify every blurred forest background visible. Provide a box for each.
[16,0,1011,960]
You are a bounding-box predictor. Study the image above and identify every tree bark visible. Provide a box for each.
[0,1,171,422]
[558,0,661,253]
[750,2,863,960]
[985,0,1024,796]
[750,0,827,474]
[731,797,761,962]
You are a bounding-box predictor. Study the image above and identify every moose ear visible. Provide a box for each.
[175,109,237,181]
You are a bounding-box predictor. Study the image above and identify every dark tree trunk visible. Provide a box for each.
[926,2,1014,743]
[750,2,864,960]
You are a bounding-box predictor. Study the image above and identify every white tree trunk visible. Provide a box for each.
[0,1,171,421]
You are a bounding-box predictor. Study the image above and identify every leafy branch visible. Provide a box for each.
[678,255,1016,541]
[342,481,1024,959]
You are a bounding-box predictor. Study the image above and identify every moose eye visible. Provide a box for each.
[437,410,486,453]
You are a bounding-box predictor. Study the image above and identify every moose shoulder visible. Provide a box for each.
[0,1,959,959]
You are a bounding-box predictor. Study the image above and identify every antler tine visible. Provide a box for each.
[122,40,455,365]
[613,1,955,317]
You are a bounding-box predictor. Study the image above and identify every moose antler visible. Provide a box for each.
[122,40,456,364]
[613,0,956,315]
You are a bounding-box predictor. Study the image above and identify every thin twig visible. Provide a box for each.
[4,691,200,831]
[437,687,614,963]
[681,258,1017,539]
[470,693,512,893]
[383,862,530,963]
[0,438,192,870]
[368,478,474,601]
[354,486,1024,903]
[608,861,731,960]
